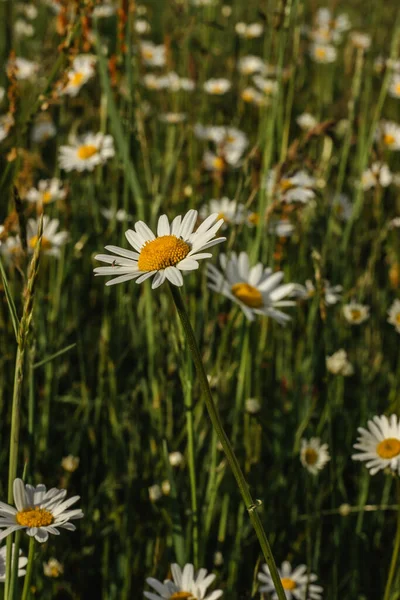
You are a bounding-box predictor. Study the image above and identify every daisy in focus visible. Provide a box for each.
[258,561,323,600]
[94,209,225,289]
[27,216,69,257]
[59,132,115,172]
[300,438,330,475]
[361,162,392,190]
[343,302,370,325]
[0,545,28,581]
[387,299,400,333]
[352,414,400,475]
[25,179,67,206]
[144,562,223,600]
[0,478,83,543]
[207,252,297,324]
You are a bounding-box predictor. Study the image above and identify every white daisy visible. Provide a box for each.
[0,114,14,143]
[207,252,297,324]
[144,563,223,600]
[0,545,28,581]
[343,302,370,325]
[268,219,294,237]
[140,41,166,67]
[101,208,133,222]
[352,414,400,475]
[158,112,187,124]
[25,179,67,205]
[253,75,278,95]
[169,452,184,467]
[31,119,56,143]
[258,561,323,600]
[62,54,96,97]
[7,57,39,80]
[235,22,264,39]
[387,299,400,333]
[241,87,265,106]
[0,478,83,543]
[237,56,266,76]
[376,121,400,150]
[266,169,317,204]
[203,78,231,95]
[199,197,246,229]
[296,112,317,131]
[389,74,400,99]
[27,215,69,257]
[300,438,330,475]
[326,349,354,376]
[93,1,116,18]
[292,279,342,305]
[361,162,392,190]
[59,132,115,172]
[43,557,64,578]
[135,19,151,34]
[309,43,337,64]
[14,19,35,37]
[331,194,352,221]
[350,31,371,51]
[94,209,225,289]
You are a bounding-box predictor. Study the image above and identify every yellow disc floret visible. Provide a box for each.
[70,71,84,87]
[304,448,318,465]
[29,235,52,250]
[350,309,362,321]
[16,507,54,528]
[170,593,196,600]
[137,235,190,272]
[42,191,53,204]
[376,438,400,459]
[77,145,98,160]
[383,133,395,146]
[231,282,263,308]
[281,577,297,590]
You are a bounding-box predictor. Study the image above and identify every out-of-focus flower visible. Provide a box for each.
[8,57,39,80]
[199,197,246,228]
[350,31,371,51]
[293,279,343,305]
[361,162,392,190]
[169,452,184,467]
[389,74,400,100]
[258,561,323,600]
[0,545,28,581]
[0,114,14,143]
[148,484,162,502]
[237,56,266,76]
[135,19,150,34]
[376,121,400,150]
[14,19,35,37]
[93,1,115,18]
[61,455,80,473]
[144,563,223,599]
[43,558,64,578]
[300,438,330,475]
[326,349,354,376]
[245,398,261,414]
[101,208,132,222]
[343,302,370,325]
[309,43,337,64]
[158,112,187,124]
[59,132,115,172]
[235,22,264,39]
[139,41,166,67]
[253,76,278,96]
[203,78,231,95]
[31,118,57,143]
[27,216,69,258]
[387,299,400,333]
[241,87,266,105]
[296,112,318,131]
[25,179,67,205]
[268,219,294,237]
[61,54,96,97]
[331,194,352,221]
[266,169,317,204]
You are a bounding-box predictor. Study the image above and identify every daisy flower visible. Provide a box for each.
[62,54,96,97]
[268,219,294,237]
[389,74,400,99]
[144,563,223,600]
[135,19,151,34]
[387,299,400,333]
[158,112,187,124]
[25,179,67,206]
[139,41,166,67]
[203,78,231,95]
[331,194,352,221]
[361,162,392,190]
[0,114,14,143]
[258,561,323,600]
[266,169,317,204]
[241,87,265,106]
[376,121,400,150]
[326,349,354,376]
[300,438,330,475]
[31,119,56,143]
[237,56,266,76]
[293,279,342,305]
[27,215,69,257]
[235,22,264,39]
[94,209,225,289]
[343,302,370,325]
[59,132,115,172]
[0,478,83,543]
[253,75,278,96]
[350,31,371,51]
[309,43,337,64]
[296,112,317,131]
[43,557,64,578]
[0,545,28,581]
[352,415,400,475]
[207,252,297,324]
[101,208,132,222]
[7,57,39,80]
[199,197,246,229]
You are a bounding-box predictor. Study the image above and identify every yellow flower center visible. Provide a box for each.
[42,191,53,204]
[383,133,395,146]
[248,212,260,225]
[396,312,400,325]
[280,179,294,191]
[216,212,227,222]
[376,438,400,459]
[212,157,225,171]
[137,235,190,272]
[143,49,154,59]
[77,144,98,160]
[231,282,263,308]
[211,84,224,94]
[16,507,54,528]
[281,577,297,590]
[395,83,400,96]
[304,448,318,465]
[242,89,254,102]
[70,71,84,86]
[315,47,327,59]
[170,593,196,600]
[29,235,52,250]
[350,309,362,321]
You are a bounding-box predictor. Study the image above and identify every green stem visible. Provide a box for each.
[184,359,199,566]
[169,284,286,600]
[21,537,35,600]
[383,478,400,600]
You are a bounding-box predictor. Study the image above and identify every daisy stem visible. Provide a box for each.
[21,537,35,600]
[383,478,400,600]
[169,284,287,600]
[9,531,22,600]
[184,358,199,566]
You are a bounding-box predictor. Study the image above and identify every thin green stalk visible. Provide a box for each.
[169,284,286,600]
[21,537,35,600]
[383,478,400,600]
[9,531,22,600]
[183,359,199,566]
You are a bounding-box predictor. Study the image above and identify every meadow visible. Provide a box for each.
[0,0,400,598]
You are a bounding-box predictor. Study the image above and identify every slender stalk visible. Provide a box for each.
[183,359,199,566]
[21,537,35,600]
[169,284,286,600]
[383,478,400,600]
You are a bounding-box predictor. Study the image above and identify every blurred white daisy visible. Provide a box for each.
[352,414,400,475]
[387,299,400,333]
[350,32,371,51]
[267,169,317,204]
[61,455,80,473]
[309,44,337,64]
[94,209,225,288]
[376,121,400,150]
[237,56,266,76]
[199,197,246,228]
[331,194,352,221]
[135,19,151,34]
[0,114,14,143]
[8,57,39,80]
[101,208,132,222]
[25,179,67,206]
[93,1,115,18]
[343,302,370,325]
[145,563,223,600]
[253,75,278,96]
[293,279,342,305]
[235,22,264,39]
[361,162,392,190]
[258,561,323,600]
[241,87,266,105]
[268,219,294,237]
[203,78,231,95]
[31,118,56,143]
[169,452,184,467]
[27,216,69,257]
[207,252,297,324]
[158,112,187,124]
[59,132,115,172]
[0,478,83,543]
[62,54,96,97]
[148,484,162,503]
[296,112,317,131]
[139,41,166,67]
[389,74,400,99]
[43,557,64,578]
[326,349,354,376]
[14,19,34,37]
[300,438,330,475]
[0,545,28,581]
